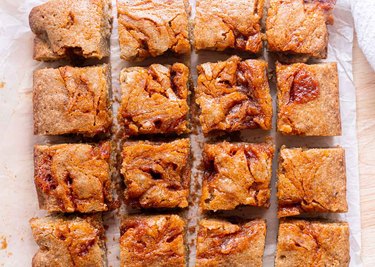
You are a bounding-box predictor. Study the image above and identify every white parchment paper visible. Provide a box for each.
[0,0,362,266]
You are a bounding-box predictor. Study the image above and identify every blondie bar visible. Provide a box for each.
[33,64,112,136]
[277,62,341,136]
[118,63,190,136]
[120,215,186,267]
[196,218,266,267]
[200,142,274,211]
[34,142,112,213]
[195,56,272,134]
[29,0,112,61]
[194,0,264,53]
[117,0,190,61]
[121,139,190,208]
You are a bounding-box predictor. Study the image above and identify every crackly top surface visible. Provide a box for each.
[117,0,190,61]
[266,0,335,59]
[120,215,186,267]
[33,64,112,136]
[30,215,106,267]
[29,0,112,61]
[195,56,272,134]
[277,62,341,136]
[277,147,347,217]
[118,63,190,136]
[200,141,274,210]
[121,139,190,208]
[194,0,264,53]
[34,142,112,213]
[276,220,350,267]
[196,219,266,267]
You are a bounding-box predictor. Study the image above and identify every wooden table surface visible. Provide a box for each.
[354,37,375,266]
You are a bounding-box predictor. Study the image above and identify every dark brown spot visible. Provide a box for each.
[289,68,319,104]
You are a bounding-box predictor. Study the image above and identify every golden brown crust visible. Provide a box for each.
[29,0,112,61]
[193,0,264,53]
[120,215,186,267]
[121,139,190,208]
[117,0,190,61]
[33,64,112,136]
[277,147,348,217]
[196,219,266,267]
[118,63,190,136]
[195,56,272,134]
[34,142,112,213]
[200,142,274,210]
[276,220,350,267]
[266,0,335,60]
[276,62,341,136]
[30,215,106,267]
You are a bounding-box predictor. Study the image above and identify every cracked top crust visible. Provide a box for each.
[266,0,335,61]
[196,219,266,267]
[200,142,274,211]
[33,64,112,136]
[277,62,341,136]
[120,215,186,267]
[194,0,264,53]
[118,63,190,136]
[195,56,272,134]
[117,0,191,61]
[29,0,112,61]
[34,142,112,213]
[121,139,190,208]
[277,146,347,218]
[276,220,350,267]
[30,214,106,267]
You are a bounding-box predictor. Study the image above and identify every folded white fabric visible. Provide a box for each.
[352,0,375,70]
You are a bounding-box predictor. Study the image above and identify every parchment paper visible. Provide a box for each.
[0,0,362,266]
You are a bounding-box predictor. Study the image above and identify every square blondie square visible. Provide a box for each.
[117,0,190,61]
[266,0,335,61]
[277,146,347,218]
[200,141,274,211]
[196,218,266,267]
[30,214,106,267]
[120,215,186,267]
[195,56,272,135]
[276,220,350,267]
[194,0,264,53]
[34,142,112,213]
[118,63,190,136]
[121,139,190,209]
[276,62,341,136]
[33,64,112,136]
[29,0,112,61]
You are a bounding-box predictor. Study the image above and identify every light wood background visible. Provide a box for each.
[354,37,375,266]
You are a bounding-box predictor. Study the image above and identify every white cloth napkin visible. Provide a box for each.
[351,0,375,70]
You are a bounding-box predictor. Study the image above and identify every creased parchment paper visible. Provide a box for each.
[0,0,362,266]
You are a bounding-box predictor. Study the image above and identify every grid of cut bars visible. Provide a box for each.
[28,0,350,266]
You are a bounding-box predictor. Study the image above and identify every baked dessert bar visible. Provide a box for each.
[117,0,190,61]
[193,0,264,53]
[120,215,186,267]
[34,142,112,213]
[196,218,266,267]
[29,0,112,61]
[118,63,190,136]
[195,56,272,134]
[33,64,112,136]
[30,214,106,267]
[200,141,274,211]
[277,146,347,217]
[266,0,335,61]
[121,139,190,208]
[277,62,341,136]
[276,220,350,267]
